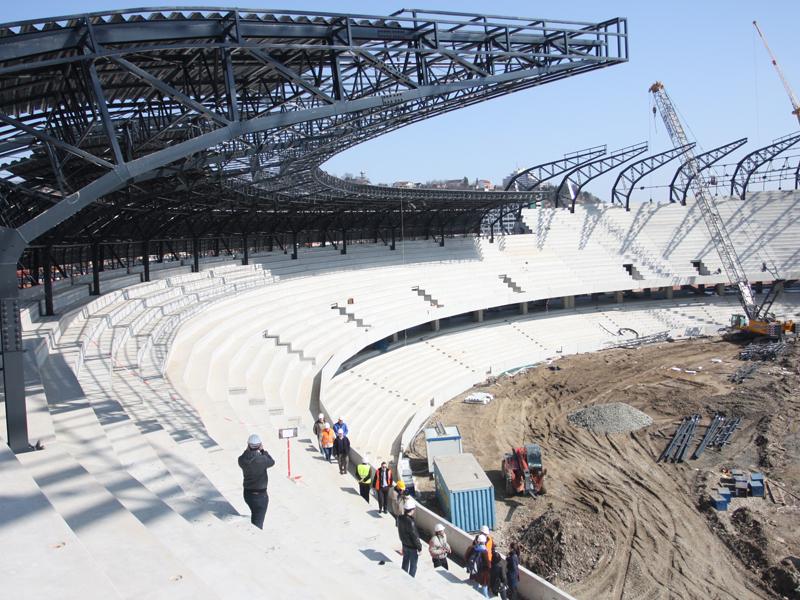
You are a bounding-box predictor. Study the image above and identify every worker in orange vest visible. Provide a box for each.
[320,423,335,462]
[373,461,393,514]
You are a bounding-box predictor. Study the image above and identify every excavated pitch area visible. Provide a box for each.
[409,337,800,600]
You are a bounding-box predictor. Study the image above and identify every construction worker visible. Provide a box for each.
[333,416,349,437]
[428,523,451,570]
[373,461,393,513]
[506,542,521,600]
[465,534,491,597]
[356,455,374,503]
[397,498,422,577]
[320,422,335,462]
[333,429,350,475]
[480,525,494,565]
[489,547,508,599]
[389,479,407,523]
[312,413,325,455]
[237,434,275,529]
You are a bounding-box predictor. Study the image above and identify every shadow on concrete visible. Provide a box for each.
[359,548,392,564]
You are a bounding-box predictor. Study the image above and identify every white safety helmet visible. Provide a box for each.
[323,422,330,429]
[318,413,324,419]
[247,434,261,447]
[480,525,490,535]
[434,523,445,533]
[403,498,417,511]
[477,534,487,544]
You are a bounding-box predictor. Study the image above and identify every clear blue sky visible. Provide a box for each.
[2,1,799,202]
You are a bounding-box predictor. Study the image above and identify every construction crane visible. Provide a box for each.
[752,21,800,126]
[649,82,795,338]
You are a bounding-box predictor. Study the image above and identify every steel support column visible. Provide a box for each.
[242,234,249,265]
[341,229,347,255]
[43,247,54,316]
[142,240,150,282]
[291,231,298,259]
[192,237,200,272]
[0,237,28,450]
[91,242,101,295]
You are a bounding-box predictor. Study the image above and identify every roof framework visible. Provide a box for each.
[0,7,628,251]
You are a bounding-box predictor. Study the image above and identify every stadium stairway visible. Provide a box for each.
[3,267,478,599]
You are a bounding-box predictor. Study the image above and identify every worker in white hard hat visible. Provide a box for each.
[312,413,326,455]
[237,434,275,529]
[428,522,452,570]
[397,497,422,577]
[465,533,491,597]
[479,525,495,566]
[320,422,335,462]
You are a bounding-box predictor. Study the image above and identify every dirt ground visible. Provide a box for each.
[407,337,800,600]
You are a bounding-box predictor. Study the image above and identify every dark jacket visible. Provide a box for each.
[397,514,422,551]
[333,435,350,456]
[373,466,393,490]
[506,552,520,588]
[238,447,275,490]
[490,555,507,592]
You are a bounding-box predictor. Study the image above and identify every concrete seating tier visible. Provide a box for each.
[4,271,476,599]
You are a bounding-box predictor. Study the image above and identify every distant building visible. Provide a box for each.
[392,180,416,189]
[474,179,492,190]
[444,179,465,190]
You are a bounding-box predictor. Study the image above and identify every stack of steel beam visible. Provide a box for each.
[710,416,741,448]
[658,414,701,463]
[691,413,724,459]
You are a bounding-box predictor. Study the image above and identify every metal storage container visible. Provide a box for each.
[433,453,495,533]
[424,425,462,473]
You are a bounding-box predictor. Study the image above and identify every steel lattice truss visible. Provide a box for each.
[0,7,628,251]
[729,132,800,200]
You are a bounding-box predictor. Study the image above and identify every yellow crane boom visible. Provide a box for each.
[753,20,800,126]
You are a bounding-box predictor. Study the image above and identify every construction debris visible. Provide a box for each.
[567,403,653,434]
[605,331,672,349]
[738,341,788,362]
[729,363,758,384]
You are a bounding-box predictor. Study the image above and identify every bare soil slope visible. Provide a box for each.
[408,337,800,599]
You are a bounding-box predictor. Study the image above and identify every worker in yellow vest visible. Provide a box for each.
[356,455,375,503]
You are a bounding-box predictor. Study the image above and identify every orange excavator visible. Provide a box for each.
[502,444,546,497]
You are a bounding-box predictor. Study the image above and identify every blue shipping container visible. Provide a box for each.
[433,453,495,533]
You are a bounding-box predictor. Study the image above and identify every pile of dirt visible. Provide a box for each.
[512,506,612,585]
[567,402,653,433]
[410,337,800,599]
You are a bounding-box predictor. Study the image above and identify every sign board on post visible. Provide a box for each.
[278,427,299,479]
[278,427,298,439]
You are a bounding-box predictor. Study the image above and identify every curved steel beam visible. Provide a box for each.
[555,142,648,212]
[503,145,606,191]
[668,137,747,205]
[611,143,694,211]
[730,131,800,199]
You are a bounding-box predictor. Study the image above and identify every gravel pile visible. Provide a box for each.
[568,402,653,434]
